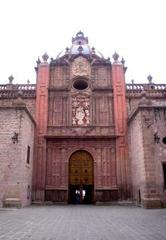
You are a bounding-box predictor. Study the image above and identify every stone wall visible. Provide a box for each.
[126,97,140,115]
[0,106,35,207]
[128,105,166,208]
[140,107,166,207]
[0,98,36,119]
[127,97,166,116]
[128,110,145,204]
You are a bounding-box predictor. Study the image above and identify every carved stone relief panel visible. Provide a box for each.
[71,56,90,78]
[72,96,90,126]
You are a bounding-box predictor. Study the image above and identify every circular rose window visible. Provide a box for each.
[73,79,88,90]
[162,137,166,145]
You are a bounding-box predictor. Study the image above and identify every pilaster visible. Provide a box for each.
[112,53,129,199]
[33,53,49,201]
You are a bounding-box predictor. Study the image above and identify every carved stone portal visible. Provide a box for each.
[72,96,90,126]
[71,56,90,78]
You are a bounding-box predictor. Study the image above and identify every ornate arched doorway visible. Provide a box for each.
[68,150,94,204]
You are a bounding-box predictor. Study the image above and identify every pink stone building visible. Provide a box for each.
[0,32,166,208]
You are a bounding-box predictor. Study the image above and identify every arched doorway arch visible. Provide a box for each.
[68,150,94,204]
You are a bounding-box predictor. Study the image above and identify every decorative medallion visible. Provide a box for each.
[71,56,90,77]
[72,96,90,126]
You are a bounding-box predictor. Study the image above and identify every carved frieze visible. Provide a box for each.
[47,126,115,137]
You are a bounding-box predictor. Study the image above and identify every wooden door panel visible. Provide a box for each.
[69,150,93,185]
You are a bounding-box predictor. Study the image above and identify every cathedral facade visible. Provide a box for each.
[0,32,166,208]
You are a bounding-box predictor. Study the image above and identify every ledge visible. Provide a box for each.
[128,105,166,124]
[0,105,36,126]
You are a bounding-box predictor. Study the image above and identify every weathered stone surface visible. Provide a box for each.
[0,106,35,207]
[128,106,166,207]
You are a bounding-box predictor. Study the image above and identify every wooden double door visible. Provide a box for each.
[69,150,94,204]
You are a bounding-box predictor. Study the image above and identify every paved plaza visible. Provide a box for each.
[0,205,166,240]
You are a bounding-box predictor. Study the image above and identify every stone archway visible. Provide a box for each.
[68,150,94,204]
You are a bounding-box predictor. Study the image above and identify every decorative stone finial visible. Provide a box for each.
[65,47,70,54]
[8,75,14,84]
[147,74,152,84]
[78,45,83,54]
[131,79,134,84]
[36,57,41,65]
[112,51,119,62]
[27,79,30,84]
[72,31,88,44]
[92,47,95,54]
[42,52,49,62]
[121,57,125,65]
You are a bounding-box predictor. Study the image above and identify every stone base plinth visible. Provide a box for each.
[3,198,21,208]
[142,198,162,208]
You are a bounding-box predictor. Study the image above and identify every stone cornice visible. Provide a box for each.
[0,105,36,125]
[128,105,166,124]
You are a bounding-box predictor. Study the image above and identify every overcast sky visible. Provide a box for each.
[0,0,165,84]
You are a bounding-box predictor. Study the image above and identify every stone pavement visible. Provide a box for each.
[0,205,166,240]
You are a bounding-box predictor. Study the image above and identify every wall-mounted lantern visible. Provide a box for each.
[11,132,19,144]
